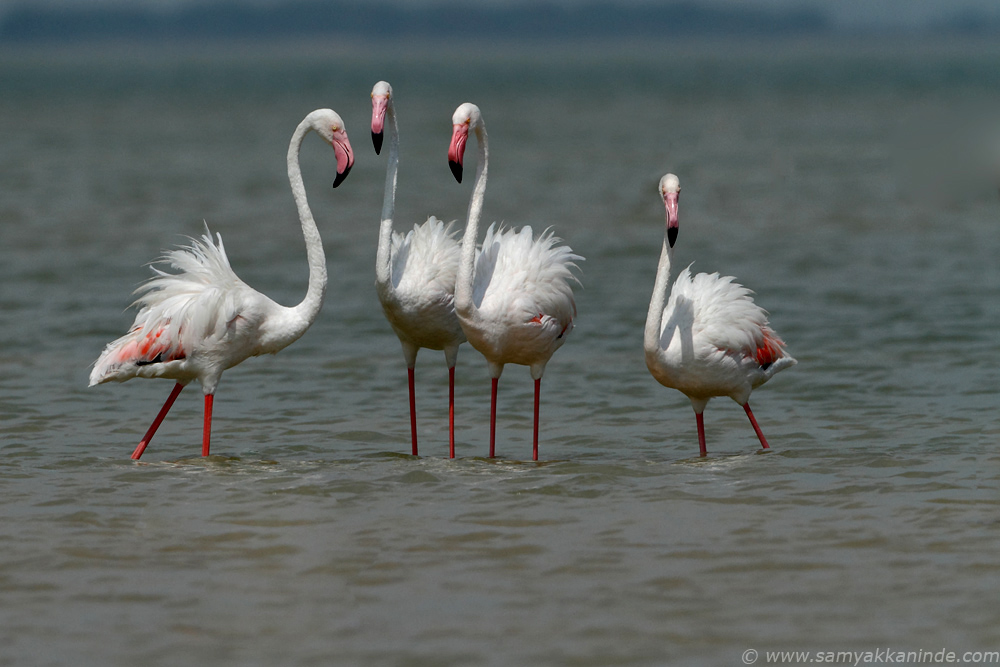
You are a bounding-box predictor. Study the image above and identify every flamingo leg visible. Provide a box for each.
[695,411,707,457]
[448,366,456,459]
[489,377,499,459]
[131,382,185,460]
[202,394,214,457]
[743,402,770,450]
[407,367,418,456]
[532,378,541,461]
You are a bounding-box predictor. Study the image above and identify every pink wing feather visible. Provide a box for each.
[89,229,242,386]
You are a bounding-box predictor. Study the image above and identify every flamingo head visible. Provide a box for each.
[370,80,392,155]
[448,102,481,184]
[660,173,680,247]
[308,109,354,188]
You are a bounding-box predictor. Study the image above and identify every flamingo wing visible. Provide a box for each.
[89,317,188,385]
[474,224,581,324]
[382,216,466,352]
[391,217,461,296]
[666,266,789,364]
[89,229,250,385]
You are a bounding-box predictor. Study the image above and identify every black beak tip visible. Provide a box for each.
[667,226,678,248]
[448,160,463,184]
[372,131,383,155]
[332,163,352,189]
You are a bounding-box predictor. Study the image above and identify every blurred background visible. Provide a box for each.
[1,2,999,666]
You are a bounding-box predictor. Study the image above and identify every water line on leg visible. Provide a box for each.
[202,393,214,457]
[408,367,418,456]
[532,378,541,461]
[131,382,185,460]
[448,366,455,459]
[744,402,770,450]
[695,411,707,457]
[489,377,498,459]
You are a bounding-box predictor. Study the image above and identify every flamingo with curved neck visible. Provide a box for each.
[644,173,796,457]
[90,109,354,460]
[371,81,465,458]
[449,102,582,461]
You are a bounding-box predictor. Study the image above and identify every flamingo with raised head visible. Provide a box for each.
[89,109,355,460]
[644,173,795,457]
[448,102,582,461]
[371,81,465,458]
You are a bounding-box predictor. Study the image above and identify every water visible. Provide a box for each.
[1,38,999,665]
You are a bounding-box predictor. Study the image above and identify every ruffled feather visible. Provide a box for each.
[662,264,789,364]
[389,216,461,297]
[473,223,582,323]
[89,227,250,385]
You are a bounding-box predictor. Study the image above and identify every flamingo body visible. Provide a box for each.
[372,81,465,457]
[377,217,465,365]
[89,232,299,393]
[644,173,794,456]
[647,266,795,409]
[90,108,355,459]
[463,223,578,378]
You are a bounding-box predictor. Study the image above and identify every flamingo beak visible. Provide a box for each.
[371,95,388,155]
[664,191,679,247]
[448,123,469,183]
[331,129,354,189]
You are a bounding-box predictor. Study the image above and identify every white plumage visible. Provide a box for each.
[448,102,582,461]
[90,108,355,459]
[371,81,465,457]
[467,223,580,370]
[89,230,281,392]
[383,217,463,352]
[644,173,795,456]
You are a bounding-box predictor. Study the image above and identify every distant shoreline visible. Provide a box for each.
[2,0,996,45]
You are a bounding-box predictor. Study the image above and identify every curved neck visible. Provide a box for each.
[455,122,488,315]
[644,237,673,354]
[375,101,399,290]
[287,117,328,329]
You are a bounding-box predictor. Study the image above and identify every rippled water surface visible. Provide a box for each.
[1,39,999,665]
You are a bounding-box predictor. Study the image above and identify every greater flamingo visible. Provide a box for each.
[448,102,582,461]
[371,81,465,458]
[89,109,355,460]
[643,173,795,457]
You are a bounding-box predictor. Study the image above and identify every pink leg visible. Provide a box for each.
[448,366,456,459]
[202,394,214,457]
[743,402,770,450]
[407,367,418,456]
[489,377,498,459]
[695,411,707,457]
[131,382,184,460]
[532,378,541,461]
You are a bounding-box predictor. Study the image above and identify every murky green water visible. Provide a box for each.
[1,39,998,665]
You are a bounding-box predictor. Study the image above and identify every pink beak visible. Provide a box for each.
[664,191,679,247]
[331,129,354,188]
[448,123,469,183]
[371,95,388,155]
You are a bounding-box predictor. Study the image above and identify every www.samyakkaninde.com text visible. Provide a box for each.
[741,648,1000,665]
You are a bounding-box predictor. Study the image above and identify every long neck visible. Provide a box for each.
[644,237,673,355]
[455,123,488,316]
[375,102,399,291]
[287,118,328,330]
